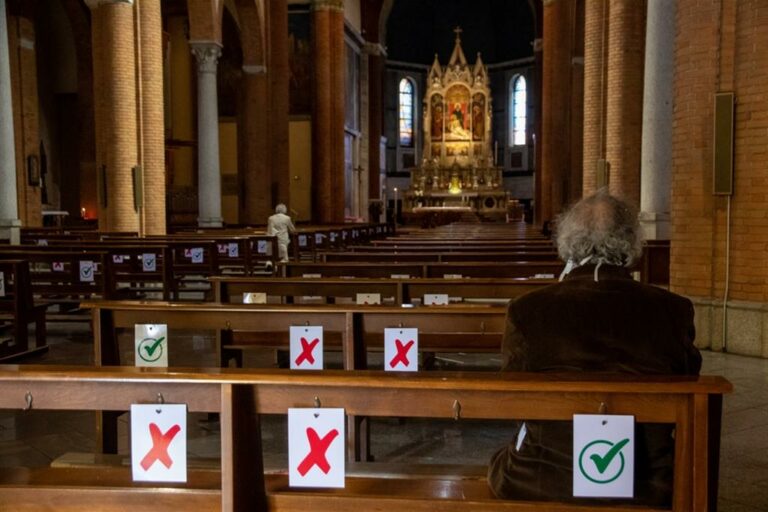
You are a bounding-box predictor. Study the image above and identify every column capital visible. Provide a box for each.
[363,42,387,58]
[190,42,222,74]
[83,0,133,10]
[311,0,344,13]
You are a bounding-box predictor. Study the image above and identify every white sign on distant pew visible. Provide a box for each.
[52,262,65,272]
[443,274,463,279]
[573,414,634,498]
[135,324,168,367]
[142,253,157,272]
[390,274,410,279]
[257,240,269,254]
[288,407,345,488]
[228,243,239,258]
[384,327,418,372]
[290,325,323,370]
[356,293,381,305]
[112,255,125,264]
[0,271,5,297]
[131,403,187,483]
[243,292,267,304]
[423,294,449,306]
[315,233,324,245]
[298,235,308,247]
[189,248,204,263]
[79,260,95,282]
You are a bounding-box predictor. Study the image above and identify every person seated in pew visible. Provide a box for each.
[267,203,296,263]
[488,189,702,506]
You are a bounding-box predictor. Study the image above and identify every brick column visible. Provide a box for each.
[329,5,345,220]
[582,0,607,196]
[190,42,223,228]
[268,0,290,206]
[540,0,571,225]
[639,0,674,240]
[240,66,271,225]
[311,0,333,222]
[138,0,166,234]
[605,0,645,203]
[0,0,20,243]
[87,0,140,232]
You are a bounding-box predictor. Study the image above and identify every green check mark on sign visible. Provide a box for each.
[578,438,630,484]
[138,337,165,362]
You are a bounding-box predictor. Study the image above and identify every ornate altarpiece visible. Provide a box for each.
[405,29,507,218]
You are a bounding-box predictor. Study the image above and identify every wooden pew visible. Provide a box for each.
[0,260,48,361]
[210,276,553,306]
[0,365,732,511]
[321,251,559,263]
[282,261,564,279]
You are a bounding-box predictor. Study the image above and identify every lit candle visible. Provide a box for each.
[81,207,86,219]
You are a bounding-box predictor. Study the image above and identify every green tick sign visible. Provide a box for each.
[573,414,634,498]
[135,324,168,367]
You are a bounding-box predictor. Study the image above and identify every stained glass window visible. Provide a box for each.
[399,78,415,147]
[510,75,527,146]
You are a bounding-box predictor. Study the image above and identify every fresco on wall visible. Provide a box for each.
[444,85,470,141]
[289,10,311,115]
[472,93,485,141]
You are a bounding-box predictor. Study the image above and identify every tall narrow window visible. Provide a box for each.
[399,78,415,147]
[510,75,527,146]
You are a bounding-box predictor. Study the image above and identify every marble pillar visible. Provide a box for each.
[191,42,223,228]
[0,0,20,243]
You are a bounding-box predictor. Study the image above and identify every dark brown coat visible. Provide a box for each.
[488,264,701,506]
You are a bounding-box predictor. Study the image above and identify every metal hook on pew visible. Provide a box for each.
[23,391,33,411]
[314,396,321,408]
[599,402,608,424]
[452,399,461,420]
[156,393,165,414]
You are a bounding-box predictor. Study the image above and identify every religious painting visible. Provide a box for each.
[446,143,469,157]
[472,93,486,141]
[444,85,471,141]
[431,144,441,158]
[430,94,444,141]
[473,143,484,157]
[289,10,311,115]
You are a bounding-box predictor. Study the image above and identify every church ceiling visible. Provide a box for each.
[385,0,535,65]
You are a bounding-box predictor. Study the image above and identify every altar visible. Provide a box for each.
[404,28,508,220]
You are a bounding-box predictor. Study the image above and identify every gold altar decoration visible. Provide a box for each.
[405,28,507,219]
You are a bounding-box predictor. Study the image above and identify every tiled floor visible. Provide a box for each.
[1,323,767,510]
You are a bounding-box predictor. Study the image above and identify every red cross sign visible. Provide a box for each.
[290,326,324,370]
[289,408,345,488]
[141,423,181,470]
[131,403,187,482]
[389,339,415,368]
[295,337,320,366]
[384,327,419,372]
[297,427,339,476]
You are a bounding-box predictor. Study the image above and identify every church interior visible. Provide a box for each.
[0,0,768,510]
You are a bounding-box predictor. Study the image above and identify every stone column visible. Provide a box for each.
[639,0,674,240]
[605,0,645,203]
[138,0,167,234]
[190,42,223,228]
[582,0,607,196]
[87,0,140,232]
[0,0,20,243]
[540,0,572,225]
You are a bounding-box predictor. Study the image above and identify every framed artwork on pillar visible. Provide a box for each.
[27,155,40,187]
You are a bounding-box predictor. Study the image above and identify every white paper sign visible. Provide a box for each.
[288,408,345,488]
[534,273,556,279]
[135,324,169,367]
[190,247,204,263]
[384,327,418,372]
[315,233,324,245]
[423,294,449,305]
[131,403,187,483]
[243,292,267,304]
[390,274,410,279]
[184,248,192,258]
[142,253,157,272]
[79,261,95,282]
[302,273,322,278]
[299,235,308,247]
[356,293,381,305]
[290,326,323,370]
[113,255,125,264]
[443,274,463,279]
[37,239,48,246]
[330,232,337,243]
[228,243,239,258]
[217,243,228,254]
[257,240,268,254]
[573,414,634,498]
[52,262,64,272]
[0,271,5,297]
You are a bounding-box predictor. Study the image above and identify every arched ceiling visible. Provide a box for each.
[385,0,535,65]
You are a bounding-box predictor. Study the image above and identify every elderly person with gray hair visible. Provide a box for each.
[267,204,296,263]
[488,190,701,507]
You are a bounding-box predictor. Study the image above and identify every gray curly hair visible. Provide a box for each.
[555,189,643,267]
[275,203,287,214]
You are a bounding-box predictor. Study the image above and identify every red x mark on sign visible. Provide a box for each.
[140,423,181,471]
[295,337,320,366]
[297,427,339,476]
[389,339,415,368]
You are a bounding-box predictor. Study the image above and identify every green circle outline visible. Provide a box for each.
[578,439,626,484]
[137,337,163,363]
